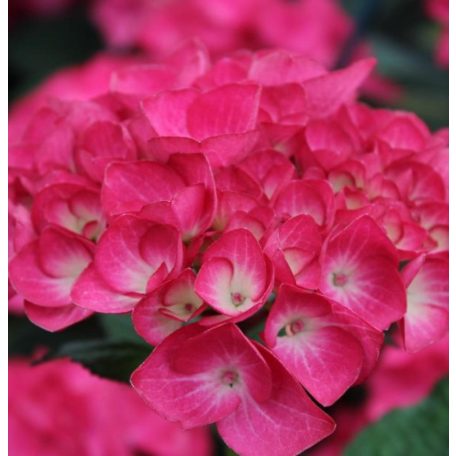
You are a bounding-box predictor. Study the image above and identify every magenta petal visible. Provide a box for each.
[131,324,268,428]
[101,161,184,217]
[264,285,364,405]
[187,84,261,141]
[172,324,272,403]
[217,344,335,456]
[302,58,376,117]
[141,89,199,136]
[401,255,449,352]
[195,229,269,317]
[71,263,139,313]
[24,301,93,332]
[10,242,75,307]
[320,215,406,330]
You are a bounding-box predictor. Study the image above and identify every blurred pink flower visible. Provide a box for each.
[90,0,401,102]
[9,357,212,456]
[426,0,449,67]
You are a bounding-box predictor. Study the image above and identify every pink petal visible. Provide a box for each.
[274,180,335,227]
[320,215,406,330]
[9,229,92,307]
[264,285,364,405]
[401,255,449,351]
[71,264,139,313]
[77,121,136,182]
[302,58,376,117]
[172,325,272,403]
[24,301,93,332]
[132,292,183,345]
[94,216,181,294]
[217,344,335,456]
[195,229,269,316]
[131,324,270,428]
[37,228,93,279]
[248,50,326,86]
[201,131,260,167]
[101,161,185,217]
[110,64,175,95]
[141,89,199,137]
[145,137,202,163]
[187,84,260,141]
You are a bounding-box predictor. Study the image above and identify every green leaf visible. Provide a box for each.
[8,314,104,356]
[98,313,146,344]
[344,377,449,456]
[40,339,151,383]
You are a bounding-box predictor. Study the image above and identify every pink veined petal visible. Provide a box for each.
[215,166,263,200]
[110,64,175,95]
[217,344,335,456]
[172,185,208,240]
[71,264,139,313]
[328,303,384,384]
[201,130,260,167]
[139,224,183,279]
[204,229,267,297]
[401,255,449,352]
[301,58,376,117]
[77,121,136,182]
[94,216,181,295]
[195,229,269,316]
[214,191,258,231]
[261,83,308,122]
[131,324,270,428]
[141,89,199,137]
[186,84,261,141]
[133,269,204,345]
[264,215,322,288]
[320,215,406,330]
[167,152,216,189]
[194,257,236,314]
[145,136,202,163]
[240,150,295,200]
[305,118,354,169]
[101,161,185,217]
[94,217,155,294]
[37,228,93,279]
[162,269,203,318]
[132,293,182,346]
[376,114,428,152]
[24,301,93,332]
[264,285,364,406]
[274,180,335,227]
[172,325,272,403]
[248,49,327,86]
[32,183,101,236]
[9,238,89,308]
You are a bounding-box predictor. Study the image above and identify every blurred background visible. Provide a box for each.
[9,0,448,128]
[9,0,449,455]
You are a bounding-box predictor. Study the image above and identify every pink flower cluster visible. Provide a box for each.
[9,42,448,455]
[9,357,212,456]
[90,0,401,103]
[92,0,350,65]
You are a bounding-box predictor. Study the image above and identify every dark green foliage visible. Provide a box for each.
[344,378,449,455]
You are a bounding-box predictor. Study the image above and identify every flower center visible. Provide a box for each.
[286,319,305,336]
[332,272,348,287]
[184,303,194,313]
[221,370,239,388]
[231,292,246,307]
